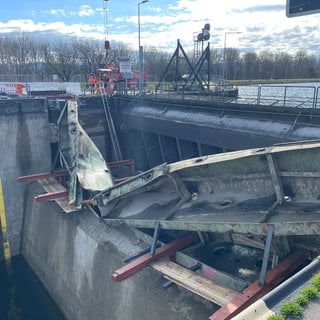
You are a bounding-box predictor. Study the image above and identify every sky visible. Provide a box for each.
[1,0,320,56]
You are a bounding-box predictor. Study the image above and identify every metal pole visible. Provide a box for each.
[138,3,141,49]
[138,0,149,93]
[223,33,226,80]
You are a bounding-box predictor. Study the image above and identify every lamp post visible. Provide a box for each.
[223,31,242,80]
[138,0,149,93]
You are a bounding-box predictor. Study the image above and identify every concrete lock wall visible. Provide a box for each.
[21,182,216,320]
[0,99,52,257]
[0,97,215,319]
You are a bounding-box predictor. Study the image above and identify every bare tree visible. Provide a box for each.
[242,52,258,80]
[292,50,318,78]
[28,39,49,81]
[41,39,81,82]
[210,48,222,78]
[73,39,105,77]
[258,50,275,80]
[107,42,135,66]
[0,33,319,83]
[225,48,241,80]
[0,33,34,81]
[144,47,171,82]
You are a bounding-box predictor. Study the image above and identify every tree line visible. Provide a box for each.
[0,33,319,83]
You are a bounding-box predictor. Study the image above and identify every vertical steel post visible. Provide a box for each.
[259,224,274,285]
[138,0,149,93]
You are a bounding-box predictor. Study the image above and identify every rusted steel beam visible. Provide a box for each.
[108,159,135,175]
[266,154,284,203]
[209,248,310,320]
[112,232,199,282]
[108,159,135,165]
[35,190,69,202]
[90,163,169,206]
[17,170,69,182]
[104,218,320,236]
[114,177,131,184]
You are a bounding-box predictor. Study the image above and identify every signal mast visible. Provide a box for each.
[103,0,110,59]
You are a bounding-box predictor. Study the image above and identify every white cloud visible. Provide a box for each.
[0,19,103,40]
[134,0,320,54]
[48,9,66,17]
[78,5,95,17]
[1,0,320,56]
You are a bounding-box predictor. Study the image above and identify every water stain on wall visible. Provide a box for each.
[15,103,31,175]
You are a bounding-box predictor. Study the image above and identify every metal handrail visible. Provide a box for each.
[114,82,320,110]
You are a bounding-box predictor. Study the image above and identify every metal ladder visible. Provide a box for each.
[101,93,122,161]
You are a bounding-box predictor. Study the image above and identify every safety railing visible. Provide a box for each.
[133,83,320,110]
[235,85,320,110]
[110,83,320,109]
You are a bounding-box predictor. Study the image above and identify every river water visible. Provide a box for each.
[236,82,320,109]
[0,256,66,320]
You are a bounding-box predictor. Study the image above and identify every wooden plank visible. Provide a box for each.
[174,251,247,292]
[38,178,78,213]
[131,228,248,292]
[38,178,67,193]
[209,249,310,320]
[16,170,68,182]
[150,258,237,306]
[112,232,199,282]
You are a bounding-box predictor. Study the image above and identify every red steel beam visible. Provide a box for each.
[108,159,135,175]
[209,248,310,320]
[17,170,69,182]
[114,177,131,184]
[112,232,199,282]
[35,190,69,202]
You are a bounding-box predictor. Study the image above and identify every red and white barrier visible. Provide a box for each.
[0,82,81,96]
[0,82,26,95]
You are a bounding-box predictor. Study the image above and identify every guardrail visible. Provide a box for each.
[236,85,320,110]
[116,82,320,110]
[2,79,316,110]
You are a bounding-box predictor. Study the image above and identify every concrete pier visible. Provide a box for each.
[21,182,216,320]
[0,97,217,319]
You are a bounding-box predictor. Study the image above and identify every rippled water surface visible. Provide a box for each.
[237,82,320,108]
